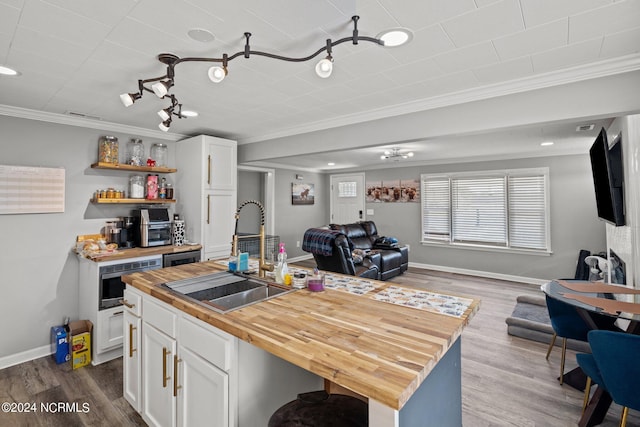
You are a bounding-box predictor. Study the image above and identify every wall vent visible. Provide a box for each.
[576,124,595,132]
[65,111,102,121]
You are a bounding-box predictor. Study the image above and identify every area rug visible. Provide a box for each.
[505,294,590,352]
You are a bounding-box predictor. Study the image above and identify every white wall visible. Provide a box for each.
[0,115,176,363]
[607,114,640,290]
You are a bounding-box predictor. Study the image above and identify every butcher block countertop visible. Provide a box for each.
[122,260,480,410]
[79,244,202,262]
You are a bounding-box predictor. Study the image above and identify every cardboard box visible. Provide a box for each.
[67,320,92,369]
[51,326,70,364]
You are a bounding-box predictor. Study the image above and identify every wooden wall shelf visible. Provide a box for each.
[92,198,176,204]
[91,162,177,174]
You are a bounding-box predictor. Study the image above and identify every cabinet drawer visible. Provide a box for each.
[179,316,233,371]
[144,297,177,338]
[122,287,142,317]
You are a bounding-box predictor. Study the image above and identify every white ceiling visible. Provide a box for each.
[1,0,639,171]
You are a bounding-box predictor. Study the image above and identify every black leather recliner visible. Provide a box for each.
[302,221,408,281]
[301,228,379,279]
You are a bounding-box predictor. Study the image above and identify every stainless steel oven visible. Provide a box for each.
[99,255,162,310]
[163,249,201,268]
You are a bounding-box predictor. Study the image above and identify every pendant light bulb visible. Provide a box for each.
[120,92,140,107]
[151,80,172,98]
[158,119,171,132]
[157,108,171,121]
[315,57,333,78]
[208,65,227,83]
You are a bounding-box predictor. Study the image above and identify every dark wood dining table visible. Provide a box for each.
[541,280,640,427]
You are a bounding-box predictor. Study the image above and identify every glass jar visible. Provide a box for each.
[98,136,119,164]
[127,138,144,166]
[165,183,174,200]
[150,143,168,167]
[129,175,145,199]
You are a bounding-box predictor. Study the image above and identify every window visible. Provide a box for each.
[421,168,549,252]
[338,181,357,198]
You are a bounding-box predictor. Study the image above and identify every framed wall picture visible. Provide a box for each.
[292,183,314,205]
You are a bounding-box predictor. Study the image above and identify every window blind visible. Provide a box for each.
[421,169,549,252]
[422,178,450,241]
[452,177,506,246]
[508,175,547,250]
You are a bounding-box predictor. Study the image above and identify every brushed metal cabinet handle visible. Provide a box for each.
[162,347,171,388]
[207,154,212,185]
[119,299,135,309]
[207,194,211,224]
[129,324,137,358]
[173,355,182,397]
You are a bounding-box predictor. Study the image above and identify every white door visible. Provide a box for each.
[330,173,365,224]
[142,323,177,427]
[177,346,229,427]
[123,311,141,412]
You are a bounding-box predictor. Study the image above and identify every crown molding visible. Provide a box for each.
[0,104,187,141]
[238,54,640,145]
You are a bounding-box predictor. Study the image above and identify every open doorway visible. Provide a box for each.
[237,166,275,236]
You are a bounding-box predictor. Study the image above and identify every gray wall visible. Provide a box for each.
[271,168,329,259]
[357,155,606,281]
[237,170,264,234]
[0,115,176,360]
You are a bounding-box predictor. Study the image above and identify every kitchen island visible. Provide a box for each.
[122,260,480,426]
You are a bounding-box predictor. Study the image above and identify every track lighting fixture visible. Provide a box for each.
[119,92,141,107]
[381,148,414,160]
[120,16,409,130]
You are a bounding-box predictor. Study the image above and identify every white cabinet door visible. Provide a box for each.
[142,323,177,427]
[206,139,237,191]
[204,192,236,260]
[177,346,229,427]
[97,307,124,353]
[123,310,141,412]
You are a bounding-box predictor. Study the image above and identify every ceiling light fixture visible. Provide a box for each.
[0,65,20,76]
[381,148,414,160]
[540,141,554,146]
[376,28,413,47]
[120,16,400,131]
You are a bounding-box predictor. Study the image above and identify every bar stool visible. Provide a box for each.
[268,390,367,426]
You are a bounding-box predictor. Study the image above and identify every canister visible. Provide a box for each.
[127,138,144,166]
[129,175,145,199]
[98,136,119,164]
[146,174,158,199]
[150,143,168,167]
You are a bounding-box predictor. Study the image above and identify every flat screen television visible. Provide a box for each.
[589,127,625,226]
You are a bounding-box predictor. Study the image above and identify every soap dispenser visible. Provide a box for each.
[275,242,289,284]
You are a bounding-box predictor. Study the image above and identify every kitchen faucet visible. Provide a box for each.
[231,200,274,278]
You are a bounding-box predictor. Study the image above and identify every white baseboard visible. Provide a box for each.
[288,254,313,263]
[0,344,52,370]
[408,262,547,287]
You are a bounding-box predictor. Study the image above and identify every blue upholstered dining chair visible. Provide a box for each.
[588,330,640,427]
[545,295,591,385]
[576,352,606,414]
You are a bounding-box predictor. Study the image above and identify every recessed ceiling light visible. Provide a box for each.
[180,110,198,118]
[377,28,413,47]
[187,28,215,43]
[0,65,20,76]
[540,141,554,146]
[327,162,335,166]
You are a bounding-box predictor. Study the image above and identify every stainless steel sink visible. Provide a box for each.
[161,271,292,313]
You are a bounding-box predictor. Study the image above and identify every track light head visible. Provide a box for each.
[208,65,227,83]
[120,92,141,107]
[157,108,171,121]
[159,118,172,132]
[152,80,173,98]
[315,57,333,78]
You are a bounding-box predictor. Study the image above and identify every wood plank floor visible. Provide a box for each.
[1,265,638,426]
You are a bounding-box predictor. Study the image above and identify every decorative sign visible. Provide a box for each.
[292,183,314,205]
[366,179,420,203]
[0,165,65,214]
